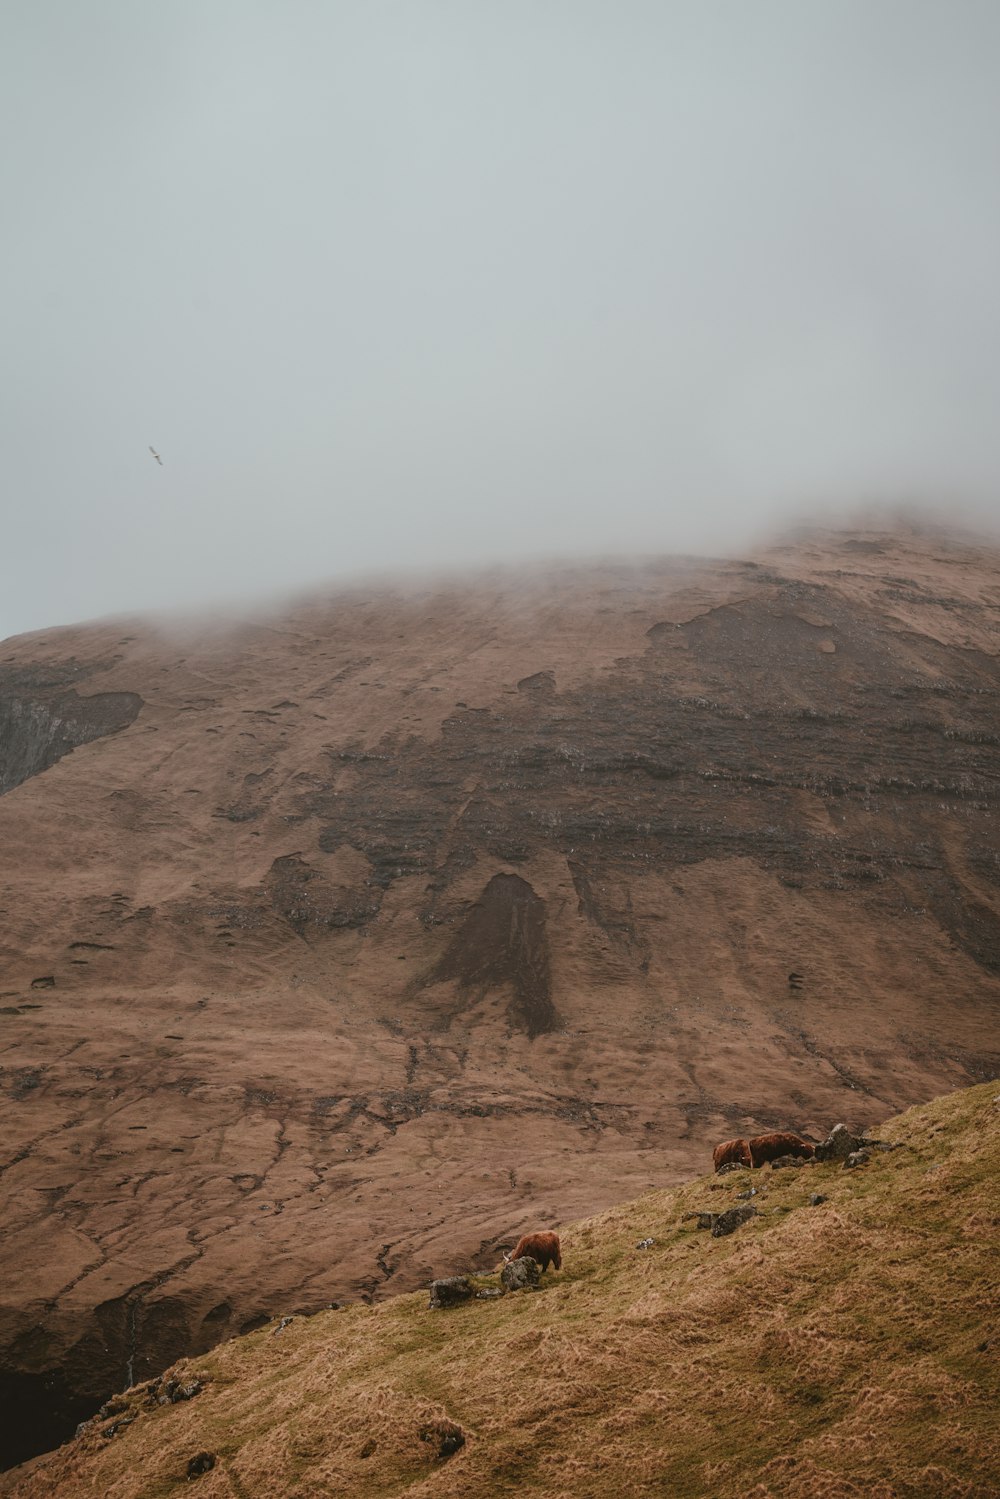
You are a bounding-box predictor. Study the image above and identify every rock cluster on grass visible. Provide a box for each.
[74,1371,208,1443]
[682,1204,758,1237]
[500,1255,541,1292]
[711,1203,758,1238]
[814,1123,860,1162]
[428,1277,474,1310]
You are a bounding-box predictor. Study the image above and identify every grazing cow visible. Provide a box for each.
[713,1137,752,1172]
[748,1132,815,1169]
[503,1231,562,1272]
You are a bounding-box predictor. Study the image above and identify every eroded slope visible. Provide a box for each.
[1,526,999,1465]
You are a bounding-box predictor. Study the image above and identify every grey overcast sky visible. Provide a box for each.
[3,2,1000,641]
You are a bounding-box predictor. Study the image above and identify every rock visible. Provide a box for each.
[716,1160,749,1176]
[769,1154,805,1170]
[859,1138,905,1152]
[100,1413,136,1439]
[500,1256,540,1292]
[809,1193,827,1206]
[843,1149,871,1169]
[158,1376,203,1405]
[427,1276,474,1309]
[419,1419,466,1459]
[711,1204,758,1238]
[273,1316,294,1334]
[475,1287,504,1299]
[814,1123,860,1162]
[636,1237,655,1249]
[736,1186,758,1200]
[681,1211,718,1231]
[187,1451,216,1478]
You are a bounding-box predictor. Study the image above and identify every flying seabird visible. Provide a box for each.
[149,446,163,465]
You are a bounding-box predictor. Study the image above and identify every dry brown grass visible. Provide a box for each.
[9,1082,1000,1499]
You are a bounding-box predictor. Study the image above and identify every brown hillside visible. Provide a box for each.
[1,524,999,1466]
[6,1082,1000,1499]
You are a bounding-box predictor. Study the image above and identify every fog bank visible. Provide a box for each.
[3,2,1000,641]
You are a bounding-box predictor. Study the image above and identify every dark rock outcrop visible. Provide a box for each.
[711,1204,759,1238]
[815,1124,861,1162]
[427,1278,474,1310]
[500,1256,541,1292]
[0,666,141,795]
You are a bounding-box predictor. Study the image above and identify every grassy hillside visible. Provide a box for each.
[10,1082,1000,1499]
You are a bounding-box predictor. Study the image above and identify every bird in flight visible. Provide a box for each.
[149,446,163,466]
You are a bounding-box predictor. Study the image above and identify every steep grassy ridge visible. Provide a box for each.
[10,1082,999,1498]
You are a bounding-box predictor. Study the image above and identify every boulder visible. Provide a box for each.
[187,1452,216,1478]
[427,1277,474,1310]
[500,1256,540,1293]
[814,1123,860,1162]
[843,1149,871,1169]
[682,1211,718,1231]
[419,1419,466,1459]
[711,1204,758,1238]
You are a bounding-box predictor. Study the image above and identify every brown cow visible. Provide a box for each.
[503,1231,562,1272]
[748,1132,815,1168]
[713,1137,752,1172]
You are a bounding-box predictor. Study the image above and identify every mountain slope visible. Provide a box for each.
[7,1081,1000,1498]
[1,524,999,1466]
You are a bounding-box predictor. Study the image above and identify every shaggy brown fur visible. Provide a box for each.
[504,1231,562,1272]
[748,1132,815,1168]
[713,1137,752,1172]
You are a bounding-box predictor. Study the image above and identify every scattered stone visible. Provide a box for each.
[736,1187,758,1201]
[769,1154,806,1170]
[475,1287,504,1299]
[809,1193,827,1206]
[500,1256,540,1293]
[98,1395,129,1419]
[711,1204,758,1238]
[636,1237,655,1249]
[716,1161,749,1177]
[101,1413,136,1439]
[419,1419,466,1459]
[187,1451,215,1479]
[814,1123,861,1162]
[682,1211,718,1231]
[273,1316,294,1334]
[428,1276,474,1309]
[158,1377,203,1405]
[843,1149,871,1169]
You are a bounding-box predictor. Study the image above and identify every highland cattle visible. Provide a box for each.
[503,1231,562,1272]
[713,1137,752,1172]
[748,1132,815,1168]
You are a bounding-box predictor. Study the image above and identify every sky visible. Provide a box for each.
[3,1,1000,641]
